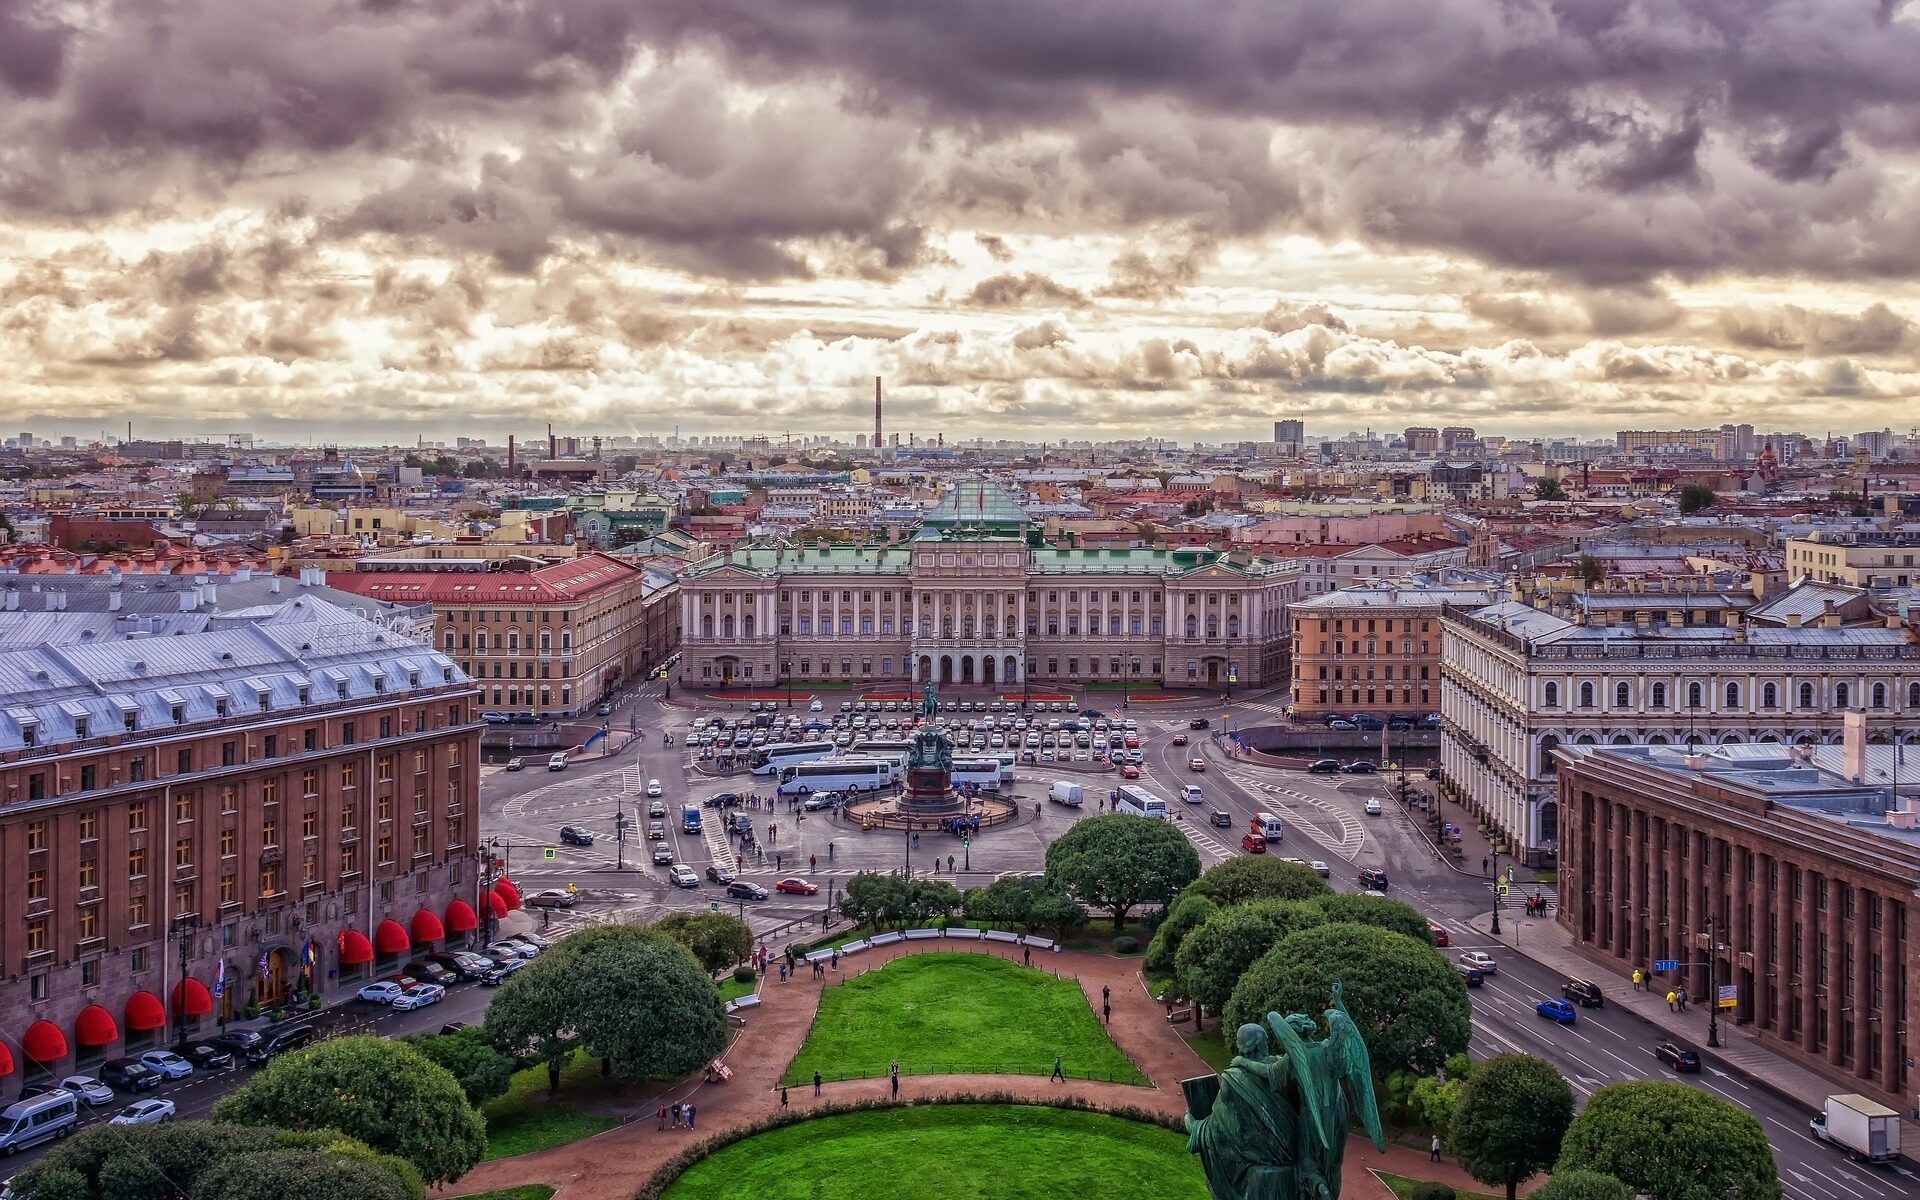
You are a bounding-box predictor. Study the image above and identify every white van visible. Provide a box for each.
[1254,812,1286,841]
[0,1090,79,1155]
[1048,780,1085,807]
[547,753,569,772]
[1182,784,1204,805]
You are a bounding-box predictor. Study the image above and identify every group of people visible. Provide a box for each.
[656,1101,698,1131]
[1629,967,1692,1012]
[1523,893,1549,916]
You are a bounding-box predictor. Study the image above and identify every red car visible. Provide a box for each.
[1239,833,1268,854]
[775,877,819,895]
[1428,921,1450,947]
[1171,733,1189,746]
[1118,764,1141,779]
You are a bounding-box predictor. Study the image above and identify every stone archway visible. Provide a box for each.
[1004,655,1018,685]
[981,655,996,686]
[917,656,932,683]
[961,656,976,685]
[940,655,954,685]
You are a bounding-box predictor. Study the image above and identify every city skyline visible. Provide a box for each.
[3,2,1920,443]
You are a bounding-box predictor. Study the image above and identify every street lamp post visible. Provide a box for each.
[1489,844,1502,936]
[904,824,913,877]
[784,660,793,708]
[1706,915,1721,1048]
[170,914,199,1048]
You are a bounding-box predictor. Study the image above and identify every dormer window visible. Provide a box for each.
[215,700,229,719]
[73,718,88,739]
[124,712,138,733]
[171,706,185,725]
[297,688,310,705]
[257,693,271,712]
[21,721,37,748]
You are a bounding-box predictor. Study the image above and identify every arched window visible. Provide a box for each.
[1612,734,1633,745]
[1185,616,1198,638]
[1651,682,1666,709]
[1538,734,1560,774]
[1873,683,1888,709]
[1227,617,1240,637]
[700,616,714,638]
[1837,682,1851,708]
[1687,681,1702,709]
[1725,682,1740,709]
[1615,682,1631,708]
[721,615,735,638]
[1762,682,1777,709]
[1799,682,1814,709]
[1910,682,1920,709]
[1575,733,1597,745]
[1543,682,1559,708]
[1579,682,1595,709]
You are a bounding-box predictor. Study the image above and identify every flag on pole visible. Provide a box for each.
[300,938,315,974]
[213,958,226,998]
[256,949,270,978]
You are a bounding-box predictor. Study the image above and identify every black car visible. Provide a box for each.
[175,1042,235,1071]
[704,792,741,809]
[706,865,736,885]
[1357,867,1390,891]
[405,959,458,987]
[100,1058,161,1091]
[1424,766,1441,780]
[726,881,769,901]
[1306,759,1341,774]
[1457,964,1486,989]
[202,1030,263,1061]
[559,825,594,847]
[1210,809,1234,828]
[244,1024,316,1065]
[428,952,489,982]
[1341,760,1377,774]
[1189,717,1211,729]
[1654,1042,1701,1073]
[1562,978,1605,1008]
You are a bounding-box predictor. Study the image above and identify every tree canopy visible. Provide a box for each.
[1555,1081,1780,1200]
[1528,1171,1634,1200]
[11,1121,425,1200]
[211,1036,485,1185]
[1192,856,1330,907]
[1174,899,1325,1024]
[1449,1053,1575,1200]
[405,1025,517,1106]
[1144,890,1218,976]
[838,873,963,929]
[1223,923,1470,1075]
[191,1148,417,1200]
[962,874,1085,936]
[483,946,583,1092]
[1312,892,1433,943]
[1535,478,1568,501]
[1677,484,1718,514]
[1044,814,1201,929]
[564,924,731,1082]
[653,910,755,972]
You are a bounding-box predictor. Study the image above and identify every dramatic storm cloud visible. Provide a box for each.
[2,0,1918,441]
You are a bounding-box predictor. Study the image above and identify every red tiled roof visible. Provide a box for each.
[326,553,644,606]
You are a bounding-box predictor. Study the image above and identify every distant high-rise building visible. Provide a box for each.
[1439,426,1475,455]
[1404,426,1440,456]
[1274,419,1304,455]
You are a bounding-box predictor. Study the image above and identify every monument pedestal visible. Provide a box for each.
[899,764,962,813]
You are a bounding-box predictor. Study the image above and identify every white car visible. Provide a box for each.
[488,940,539,960]
[809,699,824,712]
[137,1050,194,1080]
[646,779,663,797]
[59,1075,114,1106]
[1459,951,1498,975]
[110,1098,176,1125]
[392,983,446,1011]
[668,864,700,888]
[1309,860,1331,877]
[358,981,406,1004]
[1364,798,1383,816]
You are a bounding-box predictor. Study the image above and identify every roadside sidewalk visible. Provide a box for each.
[1463,906,1920,1157]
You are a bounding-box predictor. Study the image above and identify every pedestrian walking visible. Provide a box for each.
[810,853,818,871]
[1050,1054,1064,1082]
[1023,945,1031,967]
[1677,988,1688,1012]
[1666,990,1677,1012]
[1101,984,1110,1005]
[814,1071,823,1097]
[686,1103,695,1130]
[658,1104,667,1130]
[1103,1001,1111,1025]
[779,962,788,983]
[1430,1135,1442,1163]
[1631,968,1642,992]
[776,852,783,870]
[828,842,835,862]
[948,854,955,872]
[890,1061,900,1097]
[781,1086,789,1108]
[1482,856,1489,874]
[670,1101,683,1127]
[831,948,840,971]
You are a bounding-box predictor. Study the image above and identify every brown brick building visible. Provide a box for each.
[1557,729,1920,1108]
[0,600,482,1081]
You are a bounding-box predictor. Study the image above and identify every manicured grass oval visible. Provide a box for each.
[661,1104,1207,1200]
[780,951,1144,1086]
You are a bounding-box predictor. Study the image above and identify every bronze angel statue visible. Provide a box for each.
[1182,984,1386,1200]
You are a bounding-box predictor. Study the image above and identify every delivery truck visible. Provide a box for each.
[1048,780,1085,807]
[1809,1094,1901,1162]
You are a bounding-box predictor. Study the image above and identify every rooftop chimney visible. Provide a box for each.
[1844,710,1869,784]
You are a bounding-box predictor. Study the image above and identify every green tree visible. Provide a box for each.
[1450,1053,1575,1200]
[1555,1081,1780,1200]
[1192,856,1330,907]
[483,947,582,1092]
[1224,923,1470,1075]
[191,1148,415,1200]
[1045,814,1202,929]
[405,1025,516,1106]
[1313,891,1433,942]
[654,910,754,972]
[565,925,730,1082]
[1529,1171,1634,1200]
[6,1121,282,1200]
[963,875,1037,928]
[212,1037,484,1185]
[1175,900,1325,1027]
[1535,478,1568,501]
[1024,882,1089,937]
[1144,890,1218,976]
[1410,1073,1466,1139]
[1576,554,1604,586]
[613,454,639,474]
[840,871,910,929]
[1677,484,1718,514]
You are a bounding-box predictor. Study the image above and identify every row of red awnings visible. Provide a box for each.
[0,887,518,1073]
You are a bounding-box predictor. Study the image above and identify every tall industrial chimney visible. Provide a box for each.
[507,434,516,473]
[874,376,883,455]
[548,423,557,462]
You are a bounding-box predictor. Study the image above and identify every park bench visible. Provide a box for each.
[1166,1006,1194,1025]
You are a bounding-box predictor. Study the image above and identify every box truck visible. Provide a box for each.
[1810,1094,1901,1162]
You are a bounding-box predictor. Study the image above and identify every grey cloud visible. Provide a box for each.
[0,0,68,97]
[1259,302,1349,335]
[1097,233,1216,301]
[1465,285,1681,338]
[974,233,1013,262]
[1720,302,1916,355]
[965,272,1088,308]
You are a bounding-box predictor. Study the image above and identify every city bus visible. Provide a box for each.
[951,757,1007,792]
[748,740,837,777]
[847,740,912,779]
[776,757,893,797]
[1112,784,1170,819]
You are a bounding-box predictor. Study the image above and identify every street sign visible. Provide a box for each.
[1654,958,1678,972]
[1494,883,1510,897]
[709,902,720,913]
[543,847,555,860]
[1717,984,1739,1009]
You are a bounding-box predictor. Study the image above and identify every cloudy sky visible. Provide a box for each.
[3,0,1920,447]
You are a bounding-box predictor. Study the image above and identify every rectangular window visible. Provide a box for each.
[128,802,148,831]
[26,820,47,850]
[176,794,193,823]
[220,827,236,857]
[26,867,47,900]
[220,873,237,905]
[128,845,146,877]
[175,837,193,869]
[78,906,99,941]
[78,810,98,840]
[77,858,97,889]
[26,918,49,954]
[302,769,318,796]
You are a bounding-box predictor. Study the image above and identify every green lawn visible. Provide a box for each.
[718,974,759,1004]
[661,1104,1205,1200]
[480,1050,622,1160]
[460,1189,556,1200]
[780,952,1146,1086]
[1375,1171,1501,1200]
[1182,1029,1232,1074]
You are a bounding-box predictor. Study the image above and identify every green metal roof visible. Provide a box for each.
[919,478,1034,534]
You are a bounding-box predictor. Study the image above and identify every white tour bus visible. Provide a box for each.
[1112,784,1170,820]
[777,758,893,797]
[951,757,1006,791]
[749,741,838,776]
[847,740,912,780]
